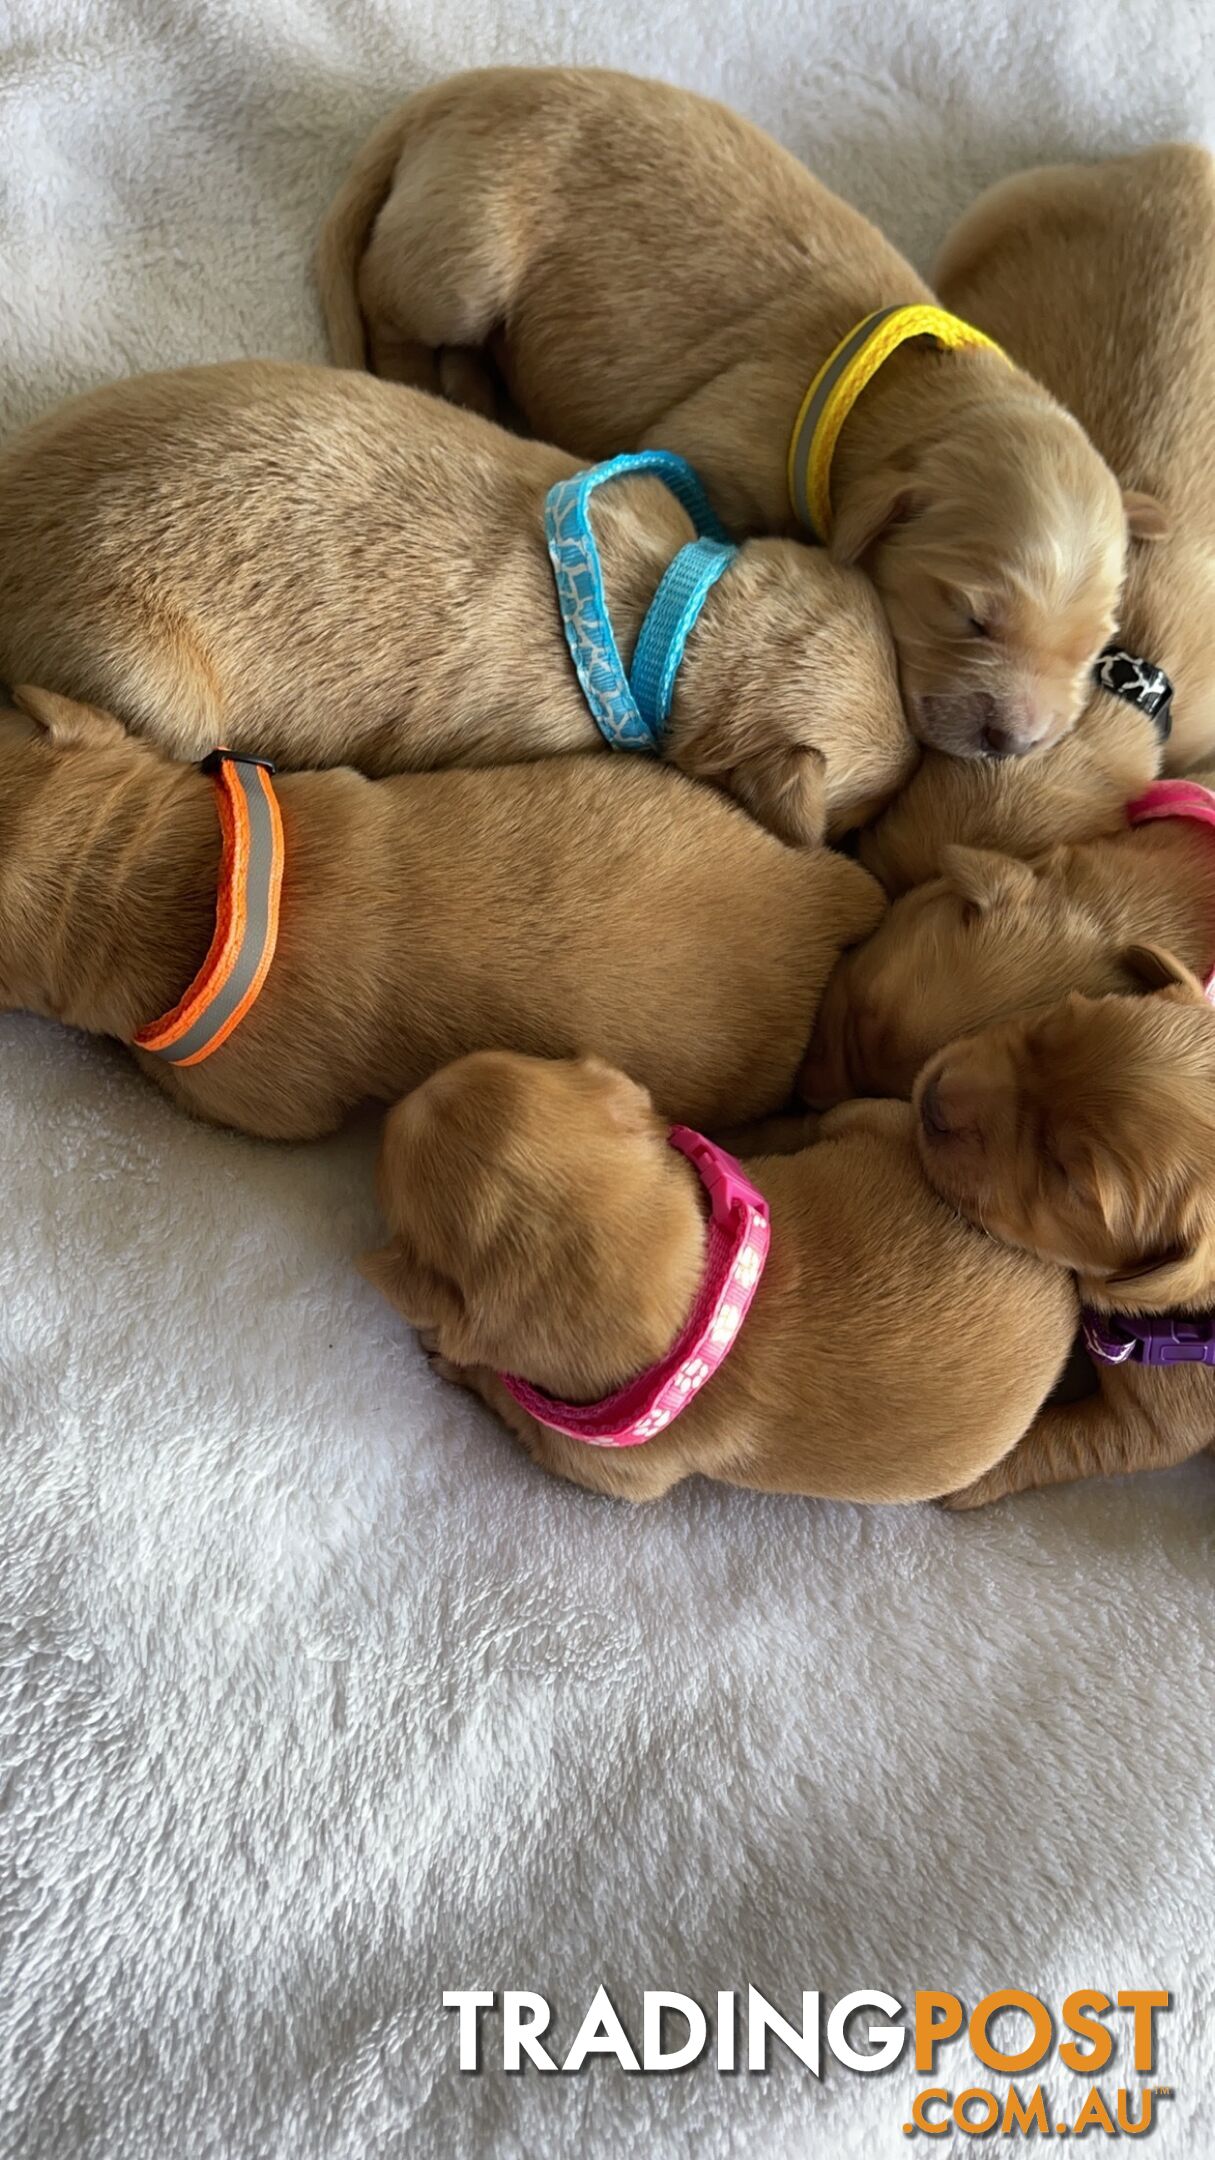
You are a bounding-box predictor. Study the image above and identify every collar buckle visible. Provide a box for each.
[1083,1309,1215,1366]
[1140,1317,1215,1366]
[200,748,277,776]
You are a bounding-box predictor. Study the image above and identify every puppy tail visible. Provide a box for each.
[314,106,409,370]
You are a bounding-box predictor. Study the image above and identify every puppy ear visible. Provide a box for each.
[1119,941,1209,1001]
[941,844,1038,916]
[1122,489,1168,542]
[830,469,923,566]
[729,743,827,847]
[580,1057,659,1133]
[359,1238,464,1335]
[1104,1231,1215,1311]
[12,683,127,749]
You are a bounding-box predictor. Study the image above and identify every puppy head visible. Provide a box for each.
[362,1052,707,1398]
[800,842,1151,1104]
[857,677,1161,897]
[834,385,1161,761]
[674,542,915,845]
[913,962,1215,1303]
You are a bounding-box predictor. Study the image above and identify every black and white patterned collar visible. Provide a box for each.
[1093,643,1174,742]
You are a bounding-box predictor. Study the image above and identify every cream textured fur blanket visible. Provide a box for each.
[1,2,1214,2154]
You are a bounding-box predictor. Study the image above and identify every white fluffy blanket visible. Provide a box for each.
[3,4,1214,2156]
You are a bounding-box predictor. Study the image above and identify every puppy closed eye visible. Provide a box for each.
[935,582,993,640]
[1041,1136,1113,1218]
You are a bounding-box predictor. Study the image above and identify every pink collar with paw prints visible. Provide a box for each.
[498,1127,771,1448]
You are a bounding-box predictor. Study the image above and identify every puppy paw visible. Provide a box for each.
[431,1355,471,1389]
[417,1333,469,1389]
[940,1470,1009,1511]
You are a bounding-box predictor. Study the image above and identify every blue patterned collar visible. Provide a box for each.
[545,451,737,751]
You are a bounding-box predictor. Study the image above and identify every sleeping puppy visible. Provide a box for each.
[801,773,1215,1104]
[862,142,1214,893]
[860,690,1165,899]
[914,973,1215,1505]
[316,66,1146,761]
[0,687,884,1142]
[0,361,911,846]
[363,1054,1076,1504]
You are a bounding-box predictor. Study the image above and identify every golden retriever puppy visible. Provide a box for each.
[802,773,1215,1104]
[913,972,1215,1504]
[317,67,1145,761]
[363,1056,1076,1503]
[0,687,884,1142]
[860,695,1164,899]
[862,142,1214,893]
[0,362,911,847]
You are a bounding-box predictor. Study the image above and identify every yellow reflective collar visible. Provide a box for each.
[787,303,1009,543]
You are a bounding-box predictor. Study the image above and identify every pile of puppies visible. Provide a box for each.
[5,69,1215,1508]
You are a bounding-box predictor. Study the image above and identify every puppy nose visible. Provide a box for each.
[967,694,1027,760]
[992,691,1071,758]
[981,722,1016,757]
[964,689,1065,760]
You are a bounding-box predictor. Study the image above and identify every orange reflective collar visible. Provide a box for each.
[133,752,284,1068]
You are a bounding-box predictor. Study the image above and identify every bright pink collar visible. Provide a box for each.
[498,1127,771,1448]
[1127,779,1215,997]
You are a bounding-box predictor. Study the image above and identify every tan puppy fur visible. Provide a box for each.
[317,66,1140,761]
[861,696,1163,898]
[0,687,884,1142]
[913,976,1215,1504]
[0,362,910,848]
[802,773,1215,1103]
[863,143,1213,893]
[363,1058,1076,1503]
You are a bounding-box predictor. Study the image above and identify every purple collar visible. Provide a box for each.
[1082,1310,1215,1367]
